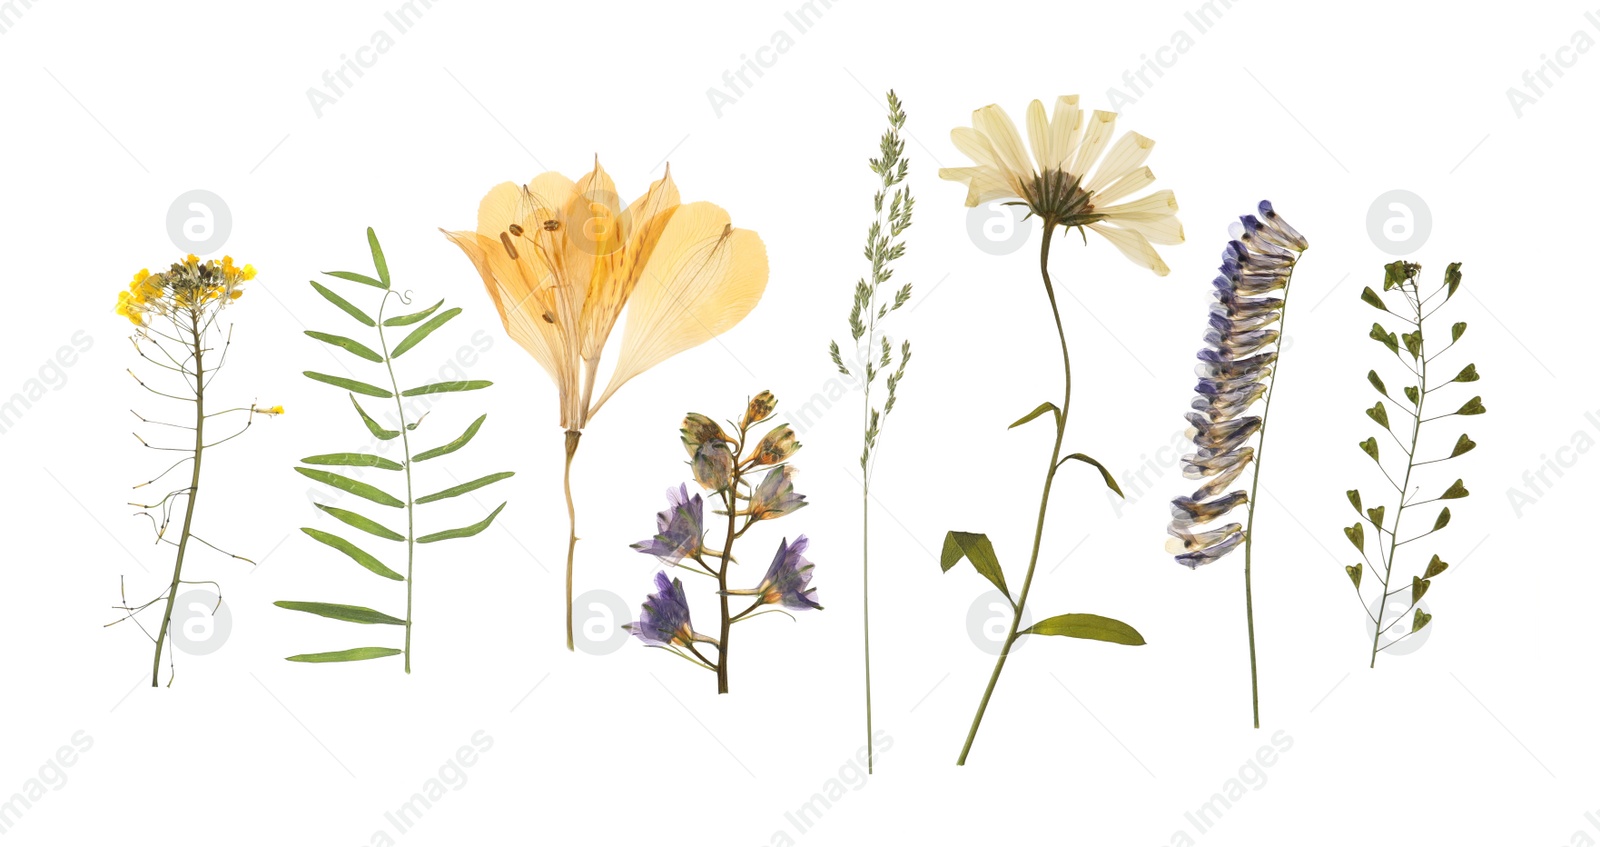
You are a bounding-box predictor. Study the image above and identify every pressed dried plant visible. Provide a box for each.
[108,254,281,686]
[444,161,767,650]
[827,89,914,774]
[276,229,510,671]
[1343,260,1482,667]
[1165,202,1309,728]
[937,95,1173,765]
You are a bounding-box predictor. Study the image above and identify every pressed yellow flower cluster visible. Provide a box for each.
[115,255,257,326]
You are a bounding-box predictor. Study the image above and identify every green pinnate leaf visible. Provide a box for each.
[274,601,405,626]
[350,395,399,440]
[1021,614,1145,646]
[304,331,383,363]
[299,528,404,580]
[417,502,506,543]
[314,503,404,541]
[939,531,1010,600]
[415,471,514,504]
[413,415,486,463]
[366,227,391,287]
[401,380,492,397]
[286,647,403,663]
[295,467,405,508]
[301,452,403,470]
[305,371,391,398]
[310,281,375,327]
[384,299,444,327]
[324,270,387,289]
[391,307,463,358]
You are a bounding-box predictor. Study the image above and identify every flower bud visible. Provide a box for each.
[690,441,734,492]
[681,413,730,454]
[743,390,777,427]
[751,424,800,466]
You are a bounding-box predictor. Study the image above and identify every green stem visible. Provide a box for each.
[1239,261,1301,728]
[376,293,416,673]
[563,430,581,652]
[716,429,745,694]
[957,225,1070,765]
[1372,281,1426,668]
[150,311,205,687]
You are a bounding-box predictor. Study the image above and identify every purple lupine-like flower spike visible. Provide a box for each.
[753,535,822,611]
[631,484,705,563]
[624,571,697,647]
[748,465,808,521]
[1169,202,1308,569]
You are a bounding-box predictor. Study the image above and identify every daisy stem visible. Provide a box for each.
[1240,257,1302,726]
[150,309,205,687]
[957,224,1070,765]
[563,430,582,652]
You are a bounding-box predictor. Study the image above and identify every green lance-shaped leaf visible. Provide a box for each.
[1344,522,1365,552]
[1411,609,1432,633]
[299,528,404,580]
[324,270,387,289]
[1451,321,1467,342]
[295,467,405,508]
[401,380,493,397]
[1370,323,1399,354]
[1347,489,1363,513]
[413,414,486,463]
[1367,370,1387,397]
[1366,402,1390,430]
[418,502,506,544]
[302,452,403,470]
[1424,555,1449,578]
[939,531,1011,601]
[1433,507,1451,531]
[1457,396,1486,416]
[274,601,406,626]
[1366,505,1385,529]
[286,647,403,663]
[310,281,375,327]
[1439,479,1469,500]
[304,330,383,363]
[384,299,445,327]
[1346,563,1362,589]
[416,471,515,504]
[1452,363,1479,384]
[1360,286,1388,311]
[314,503,405,541]
[350,395,399,440]
[1450,435,1476,457]
[1359,437,1380,462]
[390,307,463,358]
[1021,613,1146,645]
[305,371,392,398]
[1411,576,1431,604]
[1009,401,1059,430]
[366,227,391,288]
[1059,453,1124,497]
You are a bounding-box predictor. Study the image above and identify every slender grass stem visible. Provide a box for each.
[1238,261,1302,727]
[957,224,1070,766]
[150,310,205,687]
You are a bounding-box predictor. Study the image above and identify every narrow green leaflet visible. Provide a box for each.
[413,415,486,462]
[310,281,375,327]
[350,395,399,440]
[416,471,514,504]
[418,502,506,544]
[324,270,387,289]
[274,601,406,626]
[384,299,444,327]
[1009,402,1058,430]
[299,528,404,580]
[401,380,492,396]
[1021,613,1146,646]
[939,531,1010,600]
[390,307,462,358]
[305,371,392,398]
[286,647,403,663]
[315,503,405,541]
[367,227,391,288]
[1059,453,1125,497]
[302,452,403,470]
[304,330,383,363]
[295,467,405,508]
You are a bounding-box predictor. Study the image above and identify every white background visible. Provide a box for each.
[0,1,1593,844]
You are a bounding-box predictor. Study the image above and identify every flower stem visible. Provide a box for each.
[150,311,205,687]
[563,429,581,652]
[1371,278,1425,668]
[957,225,1071,765]
[377,293,416,673]
[716,429,745,694]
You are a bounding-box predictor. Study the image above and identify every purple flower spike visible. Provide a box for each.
[631,484,705,563]
[754,536,822,611]
[749,465,808,521]
[625,572,697,647]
